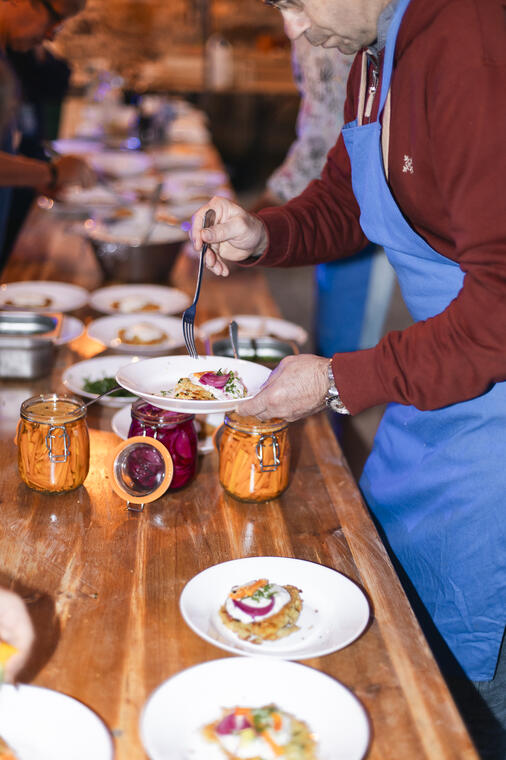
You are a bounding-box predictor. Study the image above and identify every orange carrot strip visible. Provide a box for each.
[262,730,284,756]
[229,579,269,600]
[272,712,282,731]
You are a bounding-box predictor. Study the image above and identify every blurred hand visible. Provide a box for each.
[238,354,330,422]
[53,155,96,189]
[0,589,34,682]
[190,196,268,276]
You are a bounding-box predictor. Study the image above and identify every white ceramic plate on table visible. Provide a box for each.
[116,355,271,413]
[140,657,370,760]
[111,403,223,454]
[180,556,370,660]
[51,138,103,156]
[90,150,153,178]
[89,284,190,316]
[63,354,141,407]
[0,281,89,312]
[199,314,308,346]
[0,684,113,760]
[87,314,185,354]
[55,315,85,346]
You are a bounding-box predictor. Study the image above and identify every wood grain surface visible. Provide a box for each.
[0,147,479,759]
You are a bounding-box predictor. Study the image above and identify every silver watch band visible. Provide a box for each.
[325,360,350,415]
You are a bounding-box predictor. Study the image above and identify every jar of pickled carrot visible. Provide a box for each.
[17,394,89,493]
[217,413,291,502]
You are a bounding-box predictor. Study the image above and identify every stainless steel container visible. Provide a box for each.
[211,336,297,368]
[88,238,184,284]
[0,311,62,379]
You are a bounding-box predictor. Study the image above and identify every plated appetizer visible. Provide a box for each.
[117,322,168,346]
[203,704,317,760]
[0,737,18,759]
[3,292,52,308]
[110,295,160,313]
[161,369,247,401]
[219,579,302,644]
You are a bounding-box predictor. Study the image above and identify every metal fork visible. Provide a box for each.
[182,208,216,358]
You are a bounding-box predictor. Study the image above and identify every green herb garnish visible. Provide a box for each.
[83,376,134,397]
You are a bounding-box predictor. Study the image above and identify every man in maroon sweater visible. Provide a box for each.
[191,1,505,757]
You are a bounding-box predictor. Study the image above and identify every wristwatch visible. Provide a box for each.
[325,360,350,415]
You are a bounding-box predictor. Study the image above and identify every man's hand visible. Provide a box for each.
[51,155,96,190]
[238,354,330,422]
[0,589,34,682]
[190,196,268,276]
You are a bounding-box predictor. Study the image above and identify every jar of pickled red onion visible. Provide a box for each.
[127,400,198,489]
[217,413,291,502]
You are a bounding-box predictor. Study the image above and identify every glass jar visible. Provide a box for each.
[18,394,89,493]
[218,413,291,502]
[128,400,198,490]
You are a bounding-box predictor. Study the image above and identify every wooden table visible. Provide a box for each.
[0,156,478,759]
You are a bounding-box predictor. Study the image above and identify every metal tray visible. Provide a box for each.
[0,311,63,379]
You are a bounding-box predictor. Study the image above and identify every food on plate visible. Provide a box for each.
[82,376,134,397]
[3,292,52,308]
[0,737,19,759]
[117,322,168,345]
[0,640,17,682]
[219,579,302,644]
[110,294,161,313]
[161,370,247,401]
[203,704,317,759]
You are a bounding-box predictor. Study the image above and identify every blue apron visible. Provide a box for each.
[342,0,506,681]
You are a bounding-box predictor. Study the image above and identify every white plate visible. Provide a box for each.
[62,354,141,407]
[140,657,370,760]
[0,281,89,312]
[199,314,308,346]
[180,556,370,660]
[111,404,223,455]
[0,684,113,760]
[51,138,103,156]
[116,355,271,413]
[87,314,185,354]
[90,150,153,178]
[89,285,190,316]
[55,315,85,346]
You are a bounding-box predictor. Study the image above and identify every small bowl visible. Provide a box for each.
[211,336,297,368]
[89,238,184,284]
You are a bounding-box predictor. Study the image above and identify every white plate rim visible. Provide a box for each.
[199,314,308,345]
[179,556,370,660]
[139,656,370,760]
[0,683,114,759]
[55,315,85,346]
[0,281,89,312]
[115,355,271,413]
[62,354,141,406]
[87,313,185,353]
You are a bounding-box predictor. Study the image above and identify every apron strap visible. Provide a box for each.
[382,89,391,180]
[356,50,392,180]
[357,52,368,127]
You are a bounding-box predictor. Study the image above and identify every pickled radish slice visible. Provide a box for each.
[233,596,275,617]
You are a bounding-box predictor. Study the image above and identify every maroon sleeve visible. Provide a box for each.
[333,12,506,414]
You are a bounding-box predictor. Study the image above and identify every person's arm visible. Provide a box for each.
[0,151,95,190]
[0,589,34,682]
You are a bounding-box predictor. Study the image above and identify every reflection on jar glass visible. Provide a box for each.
[218,413,291,502]
[127,399,198,490]
[17,394,89,493]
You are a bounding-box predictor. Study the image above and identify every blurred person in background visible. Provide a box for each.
[253,36,395,362]
[0,0,95,270]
